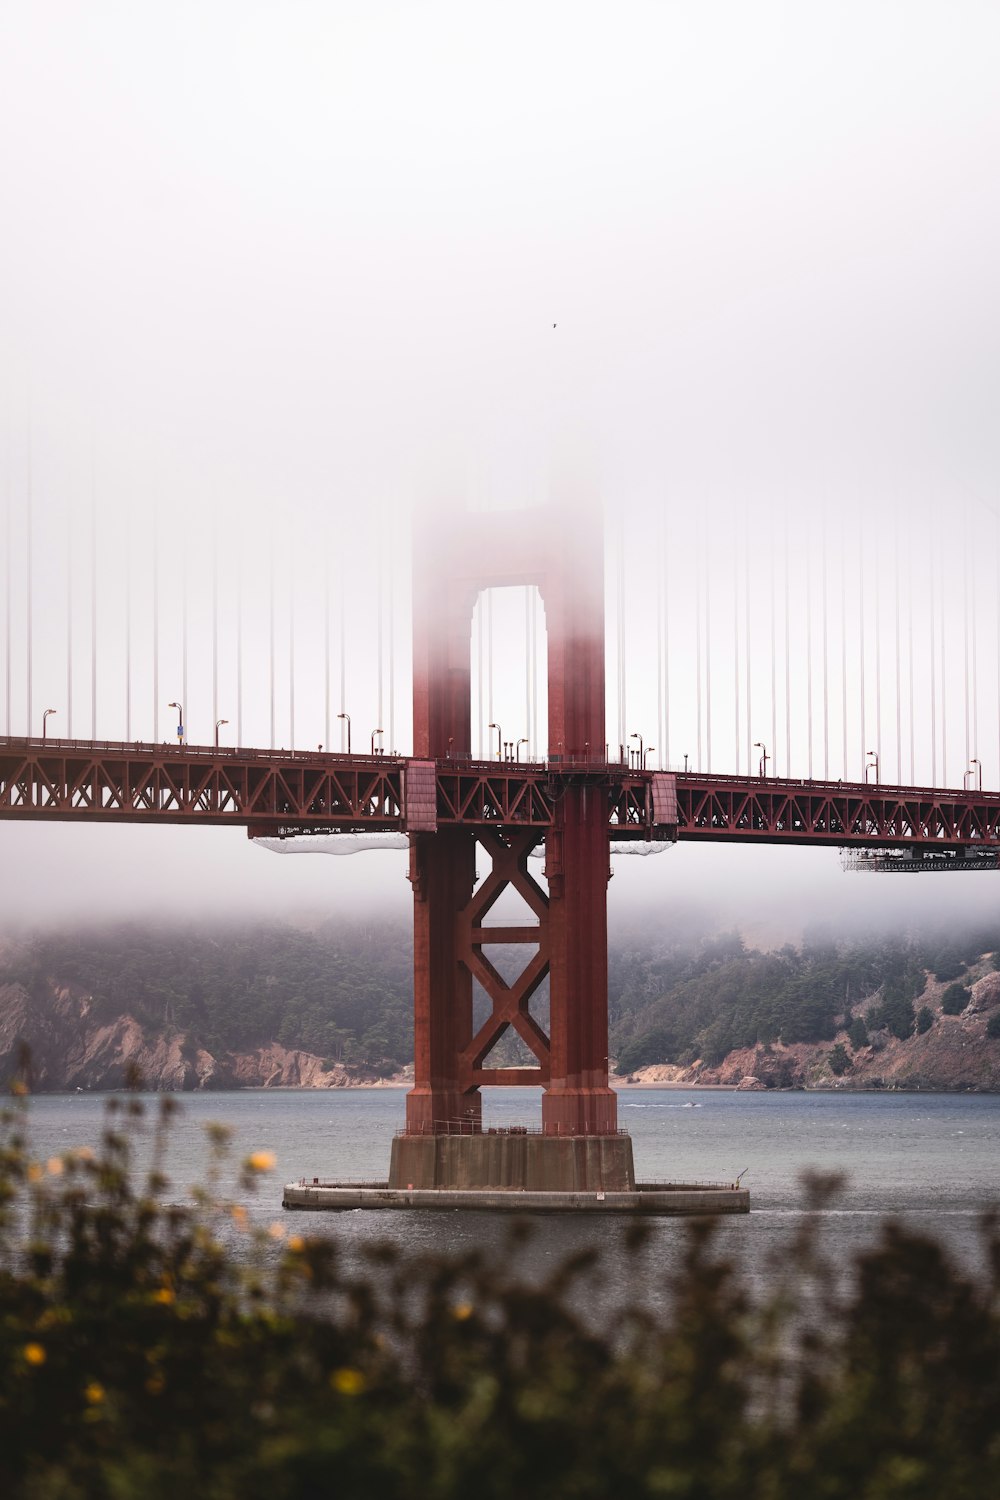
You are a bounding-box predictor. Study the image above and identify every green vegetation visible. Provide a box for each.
[941,984,972,1016]
[828,1043,850,1076]
[988,1013,1000,1040]
[1,1090,999,1498]
[916,1006,934,1035]
[611,924,1000,1074]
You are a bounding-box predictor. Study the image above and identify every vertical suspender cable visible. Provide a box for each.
[874,524,882,775]
[90,442,97,736]
[288,550,295,751]
[477,599,484,757]
[995,518,1000,790]
[376,550,384,745]
[236,538,243,748]
[769,524,777,778]
[212,520,219,736]
[66,497,73,737]
[125,513,132,740]
[324,544,330,752]
[4,453,10,733]
[705,527,712,772]
[268,545,275,748]
[26,416,32,737]
[617,514,626,759]
[152,502,159,743]
[963,511,970,773]
[744,511,752,777]
[532,586,538,758]
[664,519,670,768]
[840,513,848,779]
[858,531,866,781]
[907,523,915,785]
[695,527,703,771]
[939,550,947,785]
[389,554,395,755]
[970,512,979,768]
[733,536,740,775]
[656,521,663,769]
[339,550,346,750]
[821,505,829,779]
[929,518,937,785]
[803,513,815,774]
[487,590,493,751]
[524,588,531,759]
[783,515,791,776]
[894,507,902,783]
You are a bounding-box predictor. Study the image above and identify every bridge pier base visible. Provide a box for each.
[388,1131,635,1193]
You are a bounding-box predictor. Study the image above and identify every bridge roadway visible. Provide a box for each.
[2,735,999,854]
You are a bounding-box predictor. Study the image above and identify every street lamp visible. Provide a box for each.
[629,732,643,770]
[754,742,769,778]
[645,745,655,769]
[168,702,184,744]
[215,719,229,748]
[488,722,502,759]
[865,750,879,786]
[683,753,689,773]
[517,737,529,761]
[42,708,57,741]
[968,758,983,792]
[337,712,351,754]
[371,728,383,756]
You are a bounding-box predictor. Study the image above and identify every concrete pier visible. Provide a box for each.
[387,1132,636,1193]
[282,1180,749,1215]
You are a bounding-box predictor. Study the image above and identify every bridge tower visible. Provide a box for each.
[390,493,634,1193]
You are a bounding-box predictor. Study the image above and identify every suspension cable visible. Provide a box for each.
[929,510,937,785]
[66,494,73,737]
[894,504,902,783]
[288,548,295,752]
[783,514,791,776]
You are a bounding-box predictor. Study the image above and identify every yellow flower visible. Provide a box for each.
[152,1287,175,1306]
[452,1302,474,1321]
[330,1367,366,1396]
[287,1235,305,1253]
[46,1157,64,1176]
[247,1151,276,1172]
[74,1146,95,1161]
[11,1079,28,1096]
[231,1205,248,1227]
[268,1221,286,1240]
[23,1343,46,1366]
[27,1163,43,1184]
[84,1382,105,1405]
[145,1374,165,1396]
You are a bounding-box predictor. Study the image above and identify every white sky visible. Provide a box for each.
[2,1,1000,933]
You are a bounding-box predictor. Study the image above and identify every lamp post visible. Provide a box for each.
[168,701,184,744]
[644,745,655,769]
[371,728,383,756]
[488,722,502,760]
[683,753,689,772]
[337,712,351,754]
[967,758,983,792]
[754,742,769,778]
[214,718,229,748]
[42,708,57,741]
[517,737,529,761]
[629,731,643,770]
[865,750,879,786]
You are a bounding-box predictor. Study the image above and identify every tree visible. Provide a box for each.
[828,1043,851,1075]
[916,1006,934,1034]
[987,1012,1000,1039]
[848,1016,869,1051]
[941,984,971,1016]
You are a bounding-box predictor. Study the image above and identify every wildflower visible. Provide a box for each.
[27,1163,43,1183]
[46,1157,64,1176]
[330,1367,366,1396]
[74,1145,95,1161]
[268,1221,286,1240]
[145,1374,165,1396]
[11,1079,28,1096]
[23,1343,46,1366]
[231,1205,248,1227]
[152,1287,175,1306]
[452,1302,474,1321]
[247,1150,276,1172]
[287,1235,305,1253]
[84,1382,105,1405]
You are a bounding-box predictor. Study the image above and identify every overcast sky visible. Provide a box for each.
[2,2,1000,935]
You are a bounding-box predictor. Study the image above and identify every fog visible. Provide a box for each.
[2,2,1000,938]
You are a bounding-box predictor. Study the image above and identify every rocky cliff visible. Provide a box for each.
[0,977,411,1092]
[621,965,1000,1091]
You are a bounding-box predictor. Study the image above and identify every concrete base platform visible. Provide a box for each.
[388,1131,636,1192]
[282,1181,750,1215]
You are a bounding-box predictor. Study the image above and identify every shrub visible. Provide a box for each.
[941,984,972,1016]
[847,1016,869,1051]
[916,1006,935,1034]
[828,1043,851,1075]
[987,1012,1000,1039]
[2,1093,1000,1499]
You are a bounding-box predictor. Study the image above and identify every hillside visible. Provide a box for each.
[1,916,999,1092]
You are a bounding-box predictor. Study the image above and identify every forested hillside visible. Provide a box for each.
[2,913,1000,1090]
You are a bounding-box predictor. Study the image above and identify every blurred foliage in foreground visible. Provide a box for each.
[1,1090,999,1499]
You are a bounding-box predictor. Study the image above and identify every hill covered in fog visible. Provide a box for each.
[1,916,999,1092]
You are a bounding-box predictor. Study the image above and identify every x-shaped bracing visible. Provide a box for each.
[457,828,551,1086]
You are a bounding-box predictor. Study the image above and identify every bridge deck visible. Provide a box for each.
[1,736,998,852]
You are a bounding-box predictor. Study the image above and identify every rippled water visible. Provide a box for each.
[18,1087,1000,1301]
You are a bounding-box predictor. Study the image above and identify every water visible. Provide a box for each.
[15,1088,1000,1302]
